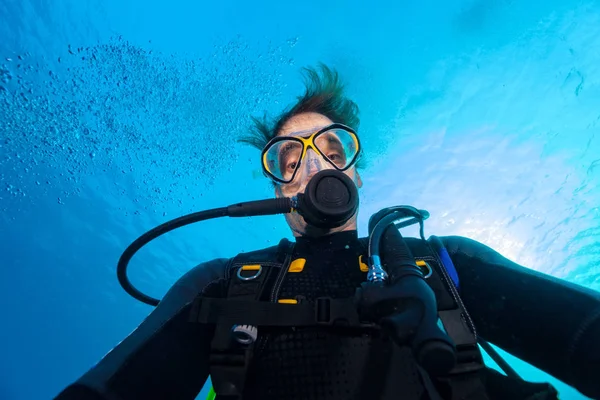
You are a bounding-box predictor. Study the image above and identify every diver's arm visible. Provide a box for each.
[440,236,600,399]
[54,257,230,400]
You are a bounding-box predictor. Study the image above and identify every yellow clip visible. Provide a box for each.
[415,260,427,267]
[278,299,298,304]
[289,258,306,272]
[241,264,261,271]
[359,255,369,272]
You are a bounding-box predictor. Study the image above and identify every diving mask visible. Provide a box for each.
[261,123,361,185]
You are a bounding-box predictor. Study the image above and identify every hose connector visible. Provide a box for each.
[367,255,388,282]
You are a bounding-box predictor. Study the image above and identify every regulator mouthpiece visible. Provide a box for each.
[296,169,359,229]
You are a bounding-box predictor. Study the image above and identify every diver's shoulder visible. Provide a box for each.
[357,233,492,257]
[356,234,484,249]
[174,257,231,292]
[178,241,287,292]
[190,239,287,273]
[229,240,289,264]
[435,235,500,260]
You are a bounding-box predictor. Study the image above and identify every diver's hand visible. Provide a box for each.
[355,279,457,376]
[355,281,421,344]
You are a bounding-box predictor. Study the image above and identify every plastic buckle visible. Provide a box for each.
[315,297,376,329]
[315,297,332,325]
[446,344,484,375]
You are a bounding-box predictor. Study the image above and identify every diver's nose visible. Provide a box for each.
[305,150,329,180]
[307,157,320,173]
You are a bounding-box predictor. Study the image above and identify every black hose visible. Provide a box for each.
[117,207,229,306]
[369,211,410,260]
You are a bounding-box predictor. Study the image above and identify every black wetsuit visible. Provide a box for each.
[55,231,600,400]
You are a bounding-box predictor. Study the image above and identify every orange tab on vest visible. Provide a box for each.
[241,264,261,271]
[277,299,298,304]
[289,258,306,272]
[359,255,369,272]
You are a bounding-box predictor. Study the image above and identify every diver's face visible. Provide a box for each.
[274,112,363,237]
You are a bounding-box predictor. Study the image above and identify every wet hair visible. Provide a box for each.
[239,63,363,170]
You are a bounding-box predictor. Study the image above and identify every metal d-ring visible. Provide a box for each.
[236,265,263,281]
[419,261,433,279]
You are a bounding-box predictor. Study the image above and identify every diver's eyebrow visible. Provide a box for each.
[318,132,344,152]
[322,132,343,146]
[279,142,293,159]
[278,142,299,166]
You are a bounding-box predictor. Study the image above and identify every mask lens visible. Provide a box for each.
[264,140,303,182]
[314,128,359,170]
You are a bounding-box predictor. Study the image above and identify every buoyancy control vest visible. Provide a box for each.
[191,235,493,400]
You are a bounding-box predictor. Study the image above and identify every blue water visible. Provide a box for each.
[1,0,599,399]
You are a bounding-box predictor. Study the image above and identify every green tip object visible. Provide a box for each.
[206,386,216,400]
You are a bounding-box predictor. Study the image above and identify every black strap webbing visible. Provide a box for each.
[192,296,377,329]
[417,365,445,400]
[441,371,490,400]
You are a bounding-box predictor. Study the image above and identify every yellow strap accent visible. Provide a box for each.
[278,299,298,304]
[241,264,261,271]
[416,260,427,267]
[289,258,306,272]
[359,255,369,272]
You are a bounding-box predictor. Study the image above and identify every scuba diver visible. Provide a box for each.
[55,64,600,400]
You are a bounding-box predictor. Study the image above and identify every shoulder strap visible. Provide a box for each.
[206,238,292,400]
[391,235,490,400]
[358,236,490,399]
[427,236,522,375]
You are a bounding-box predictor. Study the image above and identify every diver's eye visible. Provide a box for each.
[327,153,346,166]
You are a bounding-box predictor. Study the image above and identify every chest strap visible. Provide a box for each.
[192,296,378,329]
